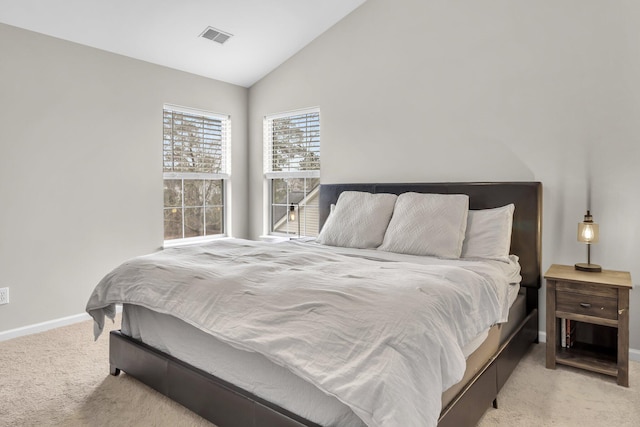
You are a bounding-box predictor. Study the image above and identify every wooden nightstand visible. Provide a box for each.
[545,264,632,386]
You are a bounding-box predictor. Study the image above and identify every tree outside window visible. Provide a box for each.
[163,106,230,242]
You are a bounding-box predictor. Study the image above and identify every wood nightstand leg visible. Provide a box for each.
[546,279,557,369]
[618,289,630,387]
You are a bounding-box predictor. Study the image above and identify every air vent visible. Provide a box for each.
[200,27,233,45]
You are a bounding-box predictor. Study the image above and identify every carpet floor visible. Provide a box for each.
[1,317,638,426]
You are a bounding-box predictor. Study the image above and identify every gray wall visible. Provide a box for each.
[0,23,249,332]
[249,0,640,350]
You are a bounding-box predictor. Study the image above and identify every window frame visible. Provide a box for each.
[163,104,231,246]
[263,107,320,238]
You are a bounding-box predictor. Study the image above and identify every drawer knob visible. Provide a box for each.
[579,302,592,309]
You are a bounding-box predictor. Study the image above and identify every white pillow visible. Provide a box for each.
[316,191,398,249]
[461,204,515,261]
[378,193,469,258]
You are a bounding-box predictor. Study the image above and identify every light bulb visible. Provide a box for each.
[581,225,594,242]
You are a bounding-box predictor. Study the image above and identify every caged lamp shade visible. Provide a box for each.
[575,210,601,272]
[289,203,301,238]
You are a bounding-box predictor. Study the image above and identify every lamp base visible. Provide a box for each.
[575,263,602,272]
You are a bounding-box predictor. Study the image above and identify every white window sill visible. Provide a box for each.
[163,235,231,249]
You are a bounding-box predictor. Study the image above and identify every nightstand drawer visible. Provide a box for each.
[556,291,618,320]
[556,281,617,298]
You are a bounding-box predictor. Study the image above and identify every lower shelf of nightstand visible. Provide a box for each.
[556,342,617,377]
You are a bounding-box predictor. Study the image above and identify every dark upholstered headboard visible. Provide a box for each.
[319,182,542,290]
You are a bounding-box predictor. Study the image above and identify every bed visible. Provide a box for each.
[87,181,542,427]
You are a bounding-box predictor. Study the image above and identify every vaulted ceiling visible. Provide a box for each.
[0,0,367,87]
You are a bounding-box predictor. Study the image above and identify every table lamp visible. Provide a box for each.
[575,210,601,272]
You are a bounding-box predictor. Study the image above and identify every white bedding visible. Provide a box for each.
[122,305,367,426]
[121,284,520,427]
[87,238,521,427]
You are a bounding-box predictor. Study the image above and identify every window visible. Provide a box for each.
[163,105,230,243]
[264,108,320,237]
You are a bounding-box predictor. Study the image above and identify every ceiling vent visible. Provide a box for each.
[200,27,233,45]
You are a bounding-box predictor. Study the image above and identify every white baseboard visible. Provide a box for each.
[537,330,640,362]
[538,331,547,343]
[0,306,122,342]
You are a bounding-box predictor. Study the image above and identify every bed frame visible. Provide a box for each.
[109,181,542,427]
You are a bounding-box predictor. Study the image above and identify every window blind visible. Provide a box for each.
[264,108,320,179]
[163,106,230,178]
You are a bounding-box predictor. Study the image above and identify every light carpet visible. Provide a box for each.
[1,317,638,427]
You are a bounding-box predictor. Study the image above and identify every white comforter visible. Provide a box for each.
[86,238,517,427]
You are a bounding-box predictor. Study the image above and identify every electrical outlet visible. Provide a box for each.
[0,287,9,305]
